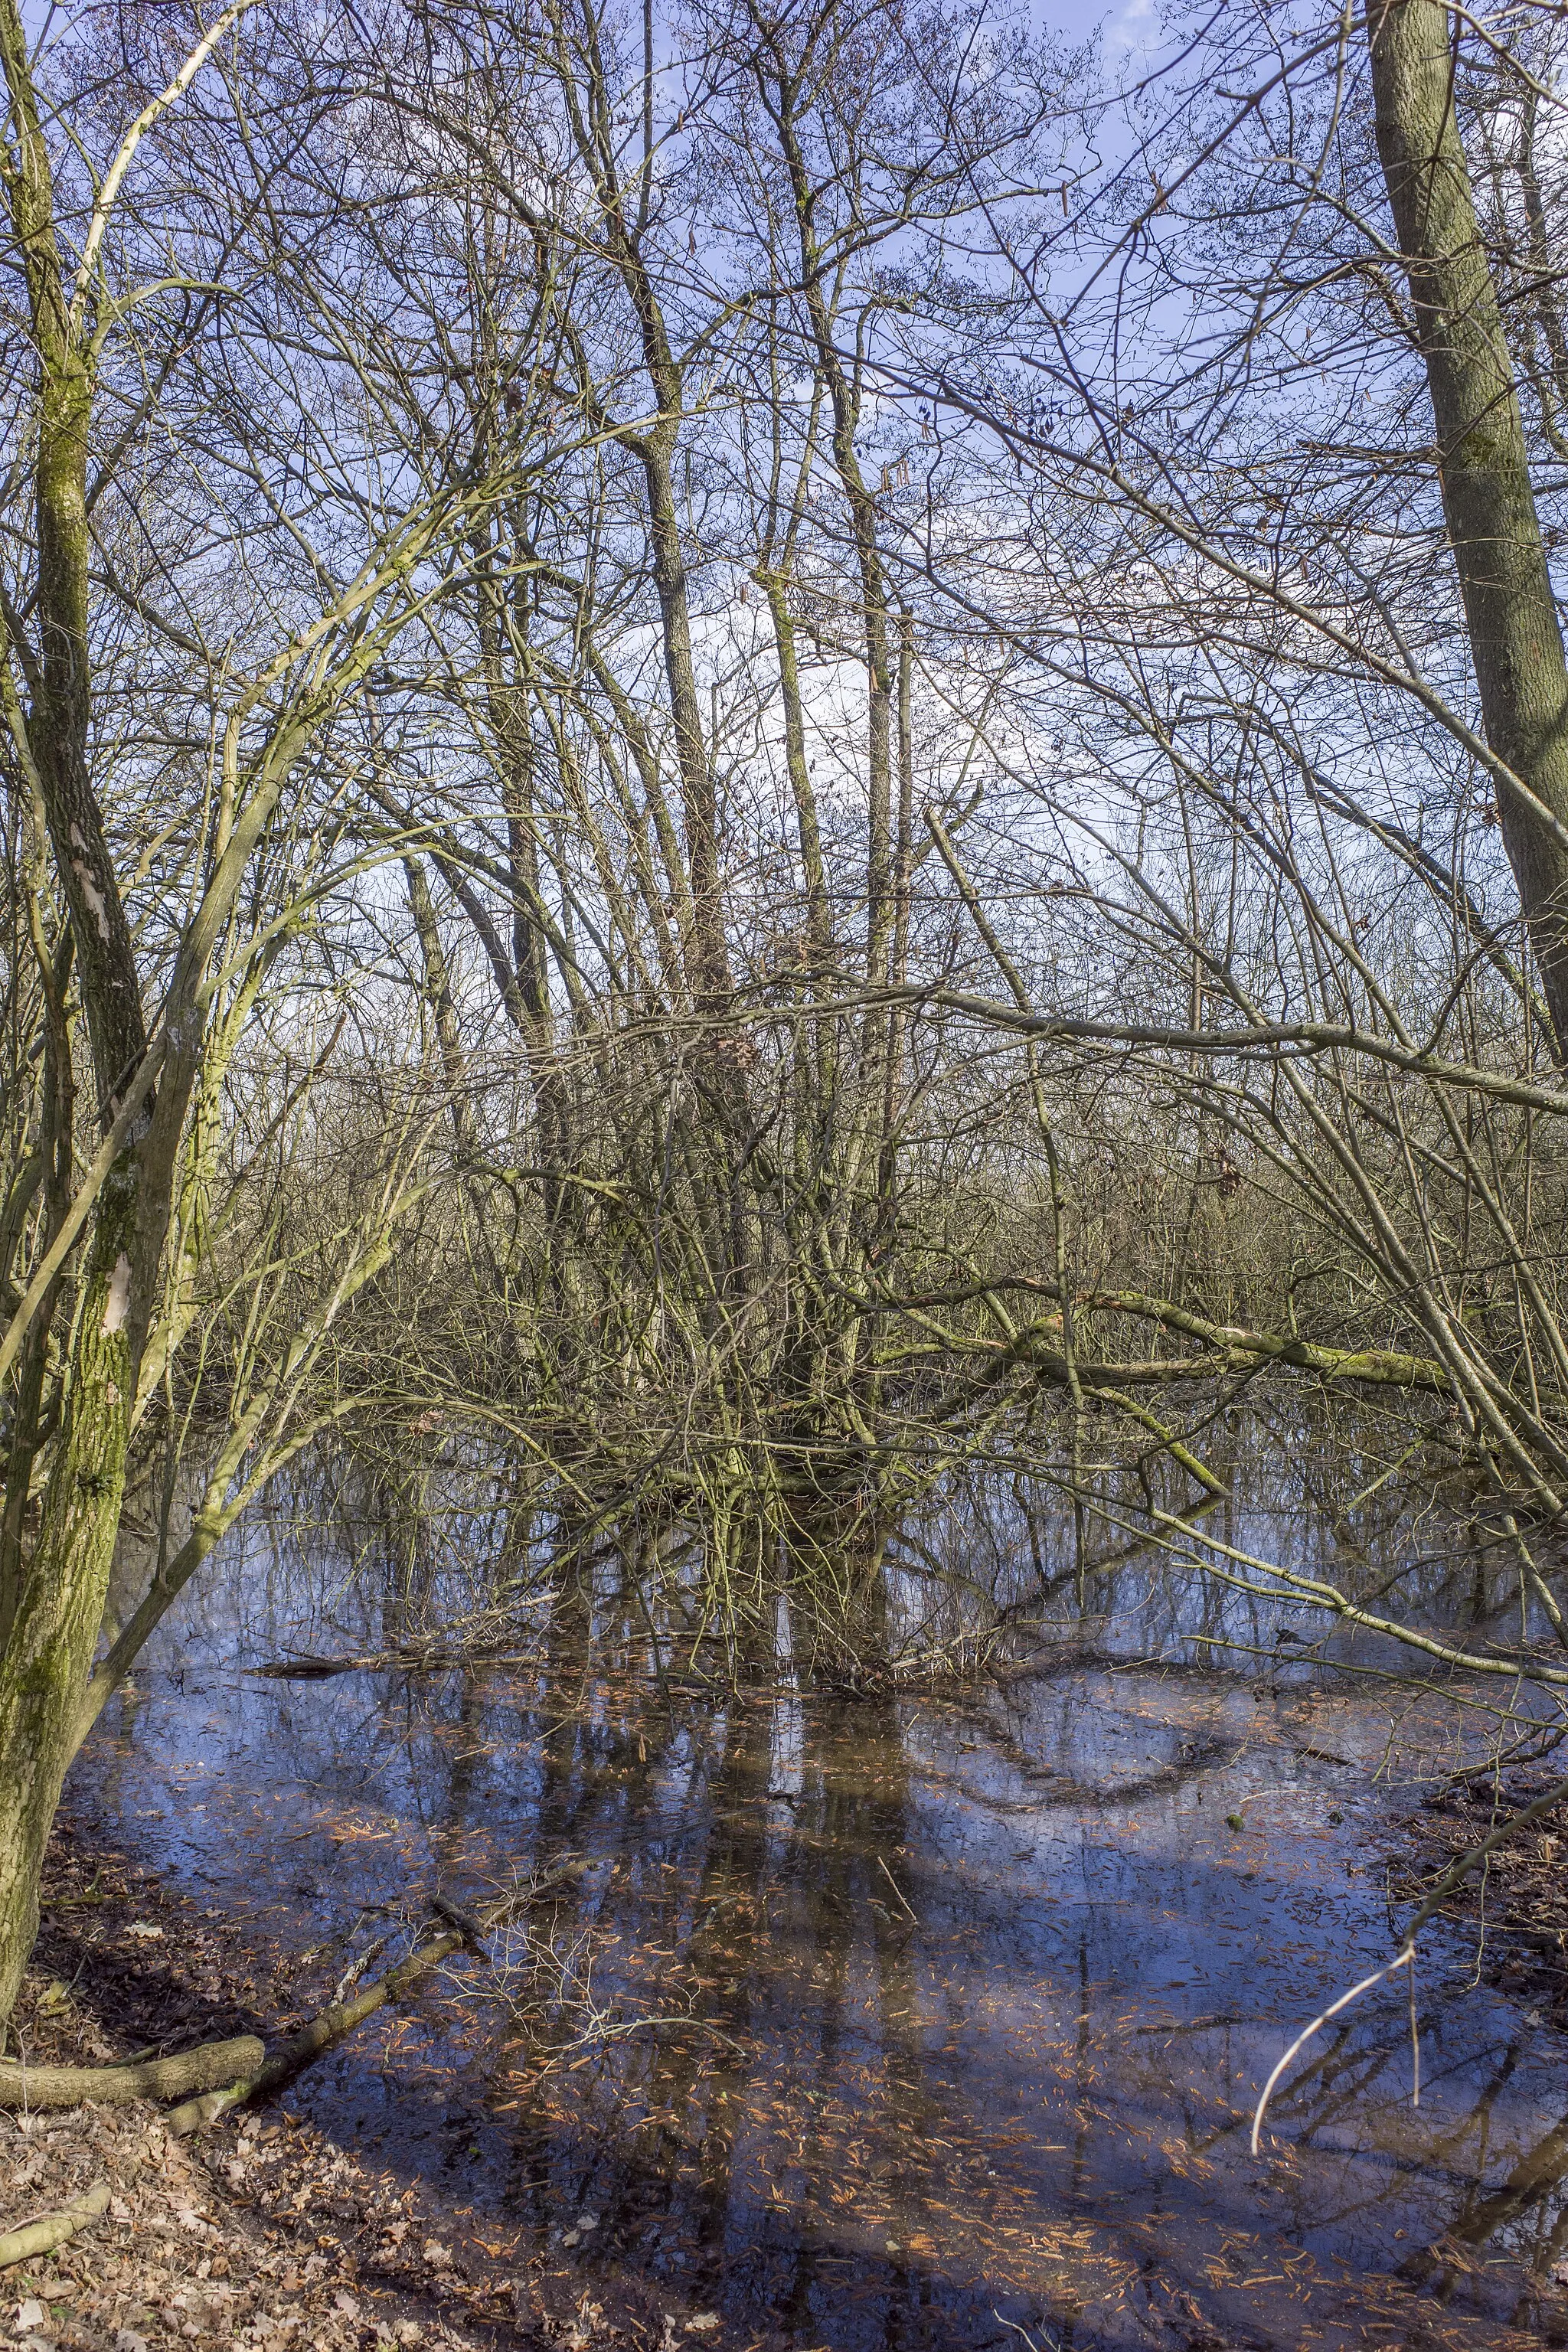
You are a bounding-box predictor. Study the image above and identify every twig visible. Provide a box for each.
[332,1929,397,2006]
[877,1854,918,1922]
[1250,1948,1416,2155]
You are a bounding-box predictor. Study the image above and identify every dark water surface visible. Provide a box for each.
[66,1529,1568,2352]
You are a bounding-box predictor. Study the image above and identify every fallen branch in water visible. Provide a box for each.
[0,2180,111,2267]
[0,2036,264,2111]
[246,1609,556,1681]
[167,1857,587,2136]
[246,1647,492,1679]
[1252,1768,1568,2156]
[1250,1947,1416,2155]
[165,1933,468,2135]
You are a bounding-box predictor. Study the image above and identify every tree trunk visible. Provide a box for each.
[640,430,732,1012]
[0,0,152,2024]
[1367,0,1568,1054]
[0,1206,136,2017]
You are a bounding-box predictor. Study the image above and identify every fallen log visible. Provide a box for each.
[166,1925,469,2135]
[168,1856,586,2136]
[245,1626,536,1680]
[0,2035,264,2111]
[245,1653,361,1678]
[246,1648,503,1680]
[0,2180,111,2268]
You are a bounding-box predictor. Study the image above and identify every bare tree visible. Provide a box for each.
[0,0,563,2014]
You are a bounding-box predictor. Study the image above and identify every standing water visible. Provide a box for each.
[66,1496,1568,2352]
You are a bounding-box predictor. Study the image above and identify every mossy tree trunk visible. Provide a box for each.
[0,0,400,2020]
[0,1202,138,2015]
[0,0,155,2020]
[1368,0,1568,1055]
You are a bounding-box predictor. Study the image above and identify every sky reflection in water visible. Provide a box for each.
[66,1498,1568,2352]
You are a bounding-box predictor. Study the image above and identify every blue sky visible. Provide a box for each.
[1051,0,1142,30]
[1040,0,1166,54]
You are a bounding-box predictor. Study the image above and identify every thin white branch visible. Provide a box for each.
[1250,1947,1414,2158]
[70,2,256,328]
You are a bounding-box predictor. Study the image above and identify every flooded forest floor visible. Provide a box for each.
[8,1814,582,2351]
[15,1612,1568,2352]
[1390,1772,1568,2020]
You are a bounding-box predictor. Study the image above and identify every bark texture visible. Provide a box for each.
[0,1219,136,2017]
[0,0,149,2020]
[0,2037,263,2111]
[1368,0,1568,1053]
[0,2180,109,2266]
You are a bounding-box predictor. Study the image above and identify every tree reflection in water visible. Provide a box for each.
[67,1429,1568,2350]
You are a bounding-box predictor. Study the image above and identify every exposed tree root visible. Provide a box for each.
[0,2034,263,2110]
[0,2180,110,2267]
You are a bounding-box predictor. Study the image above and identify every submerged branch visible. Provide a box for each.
[166,1858,588,2136]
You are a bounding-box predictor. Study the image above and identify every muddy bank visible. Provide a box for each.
[1389,1767,1568,2014]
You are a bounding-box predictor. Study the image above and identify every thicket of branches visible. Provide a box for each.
[5,0,1568,2011]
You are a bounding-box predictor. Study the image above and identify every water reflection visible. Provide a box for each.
[68,1547,1568,2351]
[123,1389,1540,1686]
